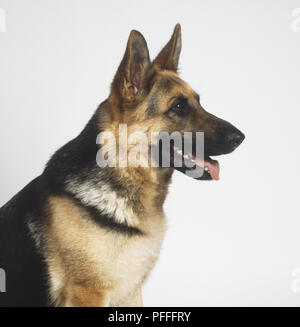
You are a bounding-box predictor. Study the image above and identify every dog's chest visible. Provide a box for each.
[105,223,166,303]
[46,195,167,305]
[89,211,167,297]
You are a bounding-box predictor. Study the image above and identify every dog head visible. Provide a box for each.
[107,24,245,180]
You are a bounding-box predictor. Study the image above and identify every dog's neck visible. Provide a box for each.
[94,99,174,225]
[64,165,173,229]
[45,99,173,229]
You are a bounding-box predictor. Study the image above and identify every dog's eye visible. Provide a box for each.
[172,102,183,113]
[170,99,191,117]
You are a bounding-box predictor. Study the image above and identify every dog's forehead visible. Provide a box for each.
[155,71,197,99]
[143,70,199,117]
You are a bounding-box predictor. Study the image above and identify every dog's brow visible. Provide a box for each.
[167,95,182,107]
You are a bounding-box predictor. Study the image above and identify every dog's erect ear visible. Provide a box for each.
[153,24,182,72]
[112,30,151,100]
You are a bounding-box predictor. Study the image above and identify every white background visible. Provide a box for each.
[0,0,300,306]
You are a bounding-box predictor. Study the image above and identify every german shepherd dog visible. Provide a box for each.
[0,24,244,307]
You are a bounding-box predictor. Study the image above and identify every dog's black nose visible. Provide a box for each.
[226,129,245,149]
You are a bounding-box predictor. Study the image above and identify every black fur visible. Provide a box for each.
[0,101,141,306]
[69,195,142,236]
[0,177,48,306]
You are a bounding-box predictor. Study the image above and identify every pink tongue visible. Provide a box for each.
[205,159,220,180]
[194,157,220,181]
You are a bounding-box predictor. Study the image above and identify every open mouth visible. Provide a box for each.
[172,146,220,181]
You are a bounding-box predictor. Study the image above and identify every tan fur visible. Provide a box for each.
[45,192,167,307]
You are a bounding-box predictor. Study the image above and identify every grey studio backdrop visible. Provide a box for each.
[0,0,300,306]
